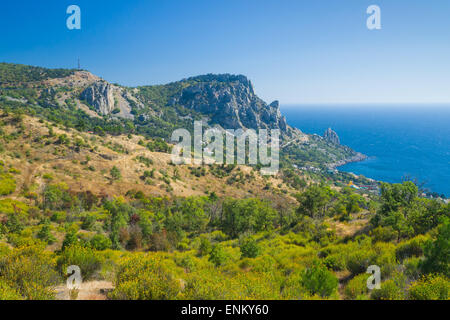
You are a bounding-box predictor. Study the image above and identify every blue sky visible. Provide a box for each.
[1,0,450,104]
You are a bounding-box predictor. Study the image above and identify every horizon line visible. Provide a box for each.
[280,102,450,106]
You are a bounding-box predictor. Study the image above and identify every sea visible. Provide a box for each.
[281,104,450,198]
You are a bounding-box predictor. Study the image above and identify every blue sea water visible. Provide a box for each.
[281,105,450,197]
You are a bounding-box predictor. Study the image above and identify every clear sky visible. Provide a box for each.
[1,0,450,104]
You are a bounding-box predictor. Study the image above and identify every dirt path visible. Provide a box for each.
[54,280,114,300]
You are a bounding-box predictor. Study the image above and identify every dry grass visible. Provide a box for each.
[1,114,298,205]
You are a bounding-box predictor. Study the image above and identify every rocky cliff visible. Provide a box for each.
[80,81,134,119]
[171,74,288,133]
[0,63,364,168]
[323,128,340,145]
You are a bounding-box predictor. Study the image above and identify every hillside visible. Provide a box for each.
[0,112,302,203]
[0,63,447,301]
[0,63,364,169]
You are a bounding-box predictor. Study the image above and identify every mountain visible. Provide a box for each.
[170,74,288,132]
[1,63,446,302]
[323,128,340,145]
[0,62,364,168]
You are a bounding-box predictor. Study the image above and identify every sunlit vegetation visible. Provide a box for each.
[0,64,448,300]
[0,176,447,300]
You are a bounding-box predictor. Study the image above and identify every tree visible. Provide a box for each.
[240,237,261,258]
[209,244,227,267]
[346,194,363,214]
[221,198,276,238]
[110,166,121,181]
[37,220,56,244]
[61,230,78,250]
[300,260,338,297]
[379,181,418,214]
[373,181,448,239]
[104,197,132,249]
[90,234,112,250]
[420,218,449,277]
[198,237,212,256]
[175,197,209,233]
[296,185,334,219]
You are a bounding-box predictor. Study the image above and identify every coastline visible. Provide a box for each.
[329,152,368,169]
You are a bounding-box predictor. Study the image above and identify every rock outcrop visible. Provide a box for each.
[80,81,133,119]
[172,74,288,133]
[323,128,340,145]
[81,81,115,115]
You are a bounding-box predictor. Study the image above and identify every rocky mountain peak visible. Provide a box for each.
[80,80,134,119]
[173,74,288,133]
[323,128,340,145]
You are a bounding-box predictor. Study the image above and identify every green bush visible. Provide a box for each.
[344,274,370,300]
[36,221,56,244]
[395,236,426,262]
[403,257,422,281]
[420,218,449,277]
[0,280,23,300]
[57,245,103,280]
[198,237,212,257]
[408,275,449,300]
[0,245,59,300]
[346,250,376,275]
[370,279,404,300]
[209,244,228,267]
[300,260,338,298]
[90,234,112,251]
[240,237,261,258]
[110,254,181,300]
[323,253,347,271]
[110,166,122,181]
[370,226,398,243]
[50,211,67,223]
[0,173,16,195]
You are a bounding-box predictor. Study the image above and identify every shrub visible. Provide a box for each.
[43,183,71,210]
[370,226,398,243]
[36,220,56,244]
[110,166,121,181]
[240,237,261,258]
[344,274,369,299]
[177,255,196,273]
[110,254,181,300]
[408,274,449,300]
[395,236,426,262]
[209,244,228,267]
[0,173,16,195]
[420,218,449,277]
[50,211,67,223]
[346,250,376,275]
[370,279,404,300]
[57,245,103,280]
[403,257,422,281]
[0,280,23,300]
[300,260,338,297]
[0,245,60,299]
[90,234,112,251]
[323,253,347,271]
[61,231,79,251]
[198,237,212,257]
[221,198,277,238]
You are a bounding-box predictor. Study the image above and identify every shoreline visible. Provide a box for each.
[329,152,368,169]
